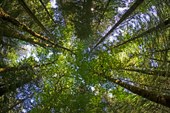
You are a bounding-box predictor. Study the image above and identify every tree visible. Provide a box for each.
[0,0,170,112]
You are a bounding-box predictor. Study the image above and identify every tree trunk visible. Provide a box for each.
[96,0,111,30]
[108,18,170,50]
[0,26,52,48]
[0,8,74,54]
[131,53,170,63]
[101,74,170,108]
[111,67,170,77]
[18,0,51,36]
[92,0,144,51]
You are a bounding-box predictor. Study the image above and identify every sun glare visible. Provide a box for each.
[91,8,94,11]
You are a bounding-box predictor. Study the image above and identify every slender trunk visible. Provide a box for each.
[101,74,170,108]
[0,58,58,73]
[123,78,170,91]
[0,8,74,54]
[0,26,52,48]
[18,0,51,36]
[112,67,170,77]
[133,53,170,63]
[92,0,144,51]
[154,48,170,53]
[107,18,170,51]
[39,0,57,25]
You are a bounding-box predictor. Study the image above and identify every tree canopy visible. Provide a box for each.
[0,0,170,112]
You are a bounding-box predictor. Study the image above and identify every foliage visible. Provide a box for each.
[0,0,170,113]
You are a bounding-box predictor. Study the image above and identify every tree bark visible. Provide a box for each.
[107,18,170,51]
[18,0,51,36]
[0,8,74,54]
[0,26,52,48]
[92,0,144,51]
[101,74,170,108]
[111,67,170,77]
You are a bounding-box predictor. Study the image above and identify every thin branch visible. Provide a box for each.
[39,0,57,25]
[121,78,170,91]
[55,74,65,92]
[110,67,170,77]
[96,71,170,108]
[154,48,170,53]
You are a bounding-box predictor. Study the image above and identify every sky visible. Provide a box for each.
[22,0,158,86]
[50,0,57,8]
[1,1,165,112]
[22,0,132,65]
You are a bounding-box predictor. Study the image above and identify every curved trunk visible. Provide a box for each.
[96,0,111,30]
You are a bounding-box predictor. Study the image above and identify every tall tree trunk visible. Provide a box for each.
[120,77,170,91]
[92,0,144,51]
[111,67,170,77]
[0,8,74,54]
[18,0,51,36]
[0,58,58,73]
[107,18,170,51]
[0,26,52,48]
[100,74,170,108]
